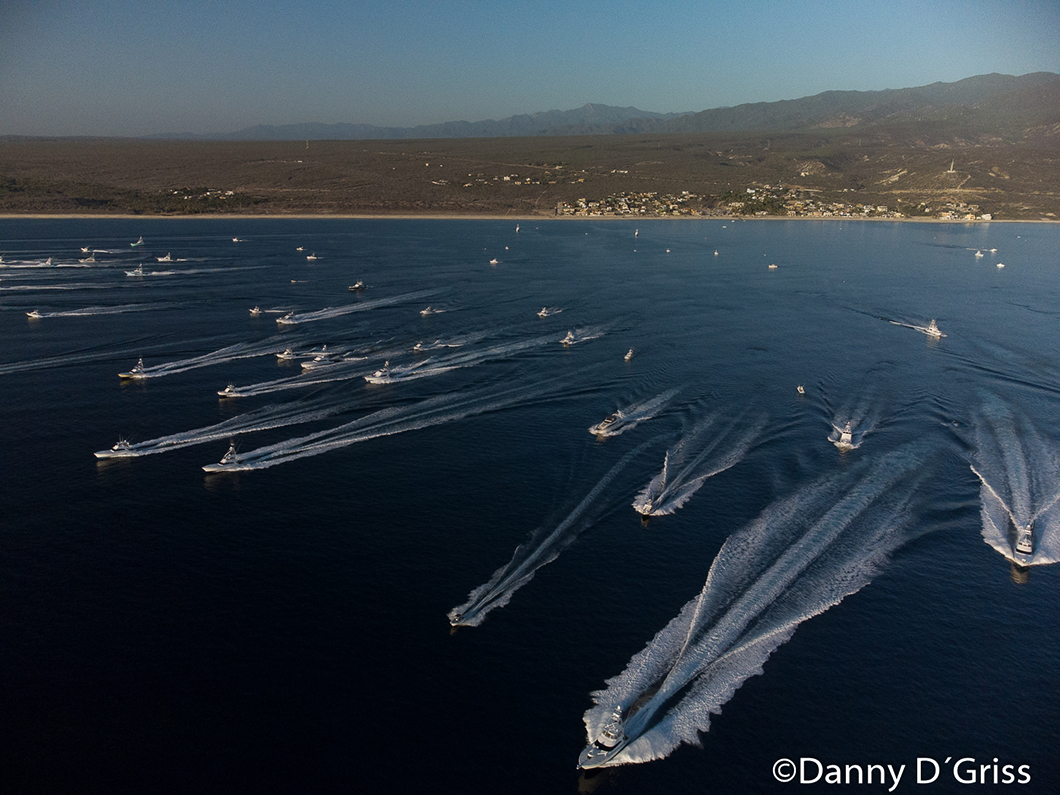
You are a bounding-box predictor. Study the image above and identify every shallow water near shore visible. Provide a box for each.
[2,217,1058,793]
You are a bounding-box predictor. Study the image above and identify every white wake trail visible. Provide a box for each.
[449,438,660,627]
[590,388,680,438]
[274,288,445,325]
[633,413,766,515]
[582,443,929,767]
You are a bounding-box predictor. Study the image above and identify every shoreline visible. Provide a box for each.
[0,212,1056,224]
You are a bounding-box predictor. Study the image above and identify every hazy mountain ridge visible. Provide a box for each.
[147,72,1059,142]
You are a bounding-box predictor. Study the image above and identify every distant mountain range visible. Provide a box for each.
[152,72,1059,142]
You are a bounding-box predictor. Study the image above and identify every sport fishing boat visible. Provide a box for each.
[578,707,630,769]
[276,348,297,360]
[561,330,575,346]
[249,306,262,315]
[1014,525,1034,561]
[833,422,854,450]
[348,281,365,291]
[130,236,144,247]
[26,309,43,318]
[624,348,634,362]
[924,319,944,338]
[203,442,239,472]
[217,384,239,397]
[590,412,620,436]
[126,264,144,276]
[156,253,172,262]
[364,360,391,383]
[94,439,134,459]
[119,358,147,379]
[276,312,298,325]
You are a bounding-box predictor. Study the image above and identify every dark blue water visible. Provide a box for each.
[2,218,1058,793]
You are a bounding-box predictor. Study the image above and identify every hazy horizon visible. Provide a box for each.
[2,0,1059,138]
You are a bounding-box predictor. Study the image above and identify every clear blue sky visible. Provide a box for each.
[2,0,1058,137]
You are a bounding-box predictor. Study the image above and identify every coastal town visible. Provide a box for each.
[554,184,993,221]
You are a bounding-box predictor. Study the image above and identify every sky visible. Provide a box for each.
[2,0,1058,137]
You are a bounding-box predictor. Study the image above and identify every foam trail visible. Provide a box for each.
[970,394,1060,566]
[22,303,167,318]
[275,288,444,325]
[123,334,297,379]
[450,438,660,627]
[367,334,558,383]
[633,413,765,516]
[203,371,577,472]
[94,394,356,458]
[590,388,680,437]
[221,346,406,397]
[581,444,928,767]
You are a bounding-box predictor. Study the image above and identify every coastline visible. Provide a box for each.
[0,212,1055,224]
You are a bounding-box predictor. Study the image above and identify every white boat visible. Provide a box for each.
[348,281,365,291]
[79,253,96,263]
[277,348,297,359]
[218,384,239,397]
[537,306,562,318]
[364,360,391,383]
[1014,525,1034,559]
[975,250,984,258]
[119,357,147,379]
[797,385,805,394]
[768,263,778,269]
[232,237,243,243]
[306,253,317,261]
[249,306,262,316]
[131,236,144,247]
[925,319,944,338]
[203,441,239,472]
[157,253,172,262]
[26,309,43,318]
[276,312,298,325]
[624,348,634,362]
[94,438,135,459]
[590,412,621,436]
[489,258,499,265]
[578,707,629,769]
[44,257,53,266]
[81,246,90,253]
[420,306,435,316]
[126,264,144,276]
[515,224,520,232]
[296,246,304,252]
[561,330,575,346]
[833,422,854,451]
[635,229,639,238]
[997,262,1005,269]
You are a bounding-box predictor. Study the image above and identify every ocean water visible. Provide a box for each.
[2,218,1058,793]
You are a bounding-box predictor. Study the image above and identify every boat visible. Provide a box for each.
[126,264,144,276]
[797,385,805,394]
[925,319,943,338]
[44,257,53,266]
[515,224,520,233]
[157,253,172,262]
[202,441,239,472]
[590,412,620,435]
[296,246,304,252]
[561,330,575,346]
[489,258,499,265]
[1014,525,1034,559]
[578,707,630,769]
[306,253,318,261]
[624,348,634,362]
[768,263,778,269]
[277,348,297,359]
[420,306,435,316]
[249,306,262,316]
[81,246,90,253]
[94,438,135,459]
[714,250,719,256]
[364,360,391,383]
[131,236,144,247]
[119,357,147,379]
[997,263,1005,269]
[348,281,365,291]
[218,384,239,397]
[833,422,854,450]
[276,312,298,325]
[79,254,96,263]
[232,237,243,243]
[975,250,984,258]
[26,309,43,318]
[635,229,639,238]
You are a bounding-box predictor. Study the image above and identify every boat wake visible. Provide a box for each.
[887,317,945,338]
[580,443,929,768]
[449,438,661,627]
[590,389,680,438]
[118,334,294,379]
[94,393,355,458]
[368,334,559,384]
[202,372,577,472]
[273,288,444,326]
[633,413,766,516]
[969,394,1060,566]
[19,303,166,318]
